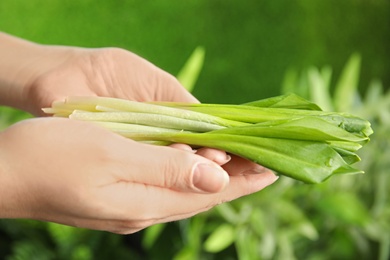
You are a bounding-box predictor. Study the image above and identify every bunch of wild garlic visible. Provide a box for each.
[43,94,373,184]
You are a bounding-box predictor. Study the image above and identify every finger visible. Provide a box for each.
[222,154,270,176]
[170,145,231,166]
[195,147,231,165]
[169,143,195,153]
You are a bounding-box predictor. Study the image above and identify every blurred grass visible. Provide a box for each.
[0,107,31,131]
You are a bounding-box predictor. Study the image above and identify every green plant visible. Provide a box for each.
[45,93,371,184]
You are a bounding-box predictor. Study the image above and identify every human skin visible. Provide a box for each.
[0,32,278,234]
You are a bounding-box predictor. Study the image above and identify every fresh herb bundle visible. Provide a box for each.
[43,94,373,184]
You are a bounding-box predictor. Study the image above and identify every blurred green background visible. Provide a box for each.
[1,0,389,259]
[1,0,389,103]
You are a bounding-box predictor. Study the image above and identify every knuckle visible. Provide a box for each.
[160,151,194,190]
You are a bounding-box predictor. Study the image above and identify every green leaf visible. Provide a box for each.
[259,231,277,259]
[71,245,93,260]
[277,232,296,260]
[47,223,84,247]
[365,79,383,106]
[176,46,205,92]
[166,133,359,183]
[7,240,54,260]
[307,66,334,111]
[0,106,31,130]
[320,65,333,92]
[316,192,370,226]
[244,93,322,110]
[330,147,361,164]
[216,203,240,224]
[235,227,259,260]
[281,68,299,95]
[203,224,235,253]
[296,222,319,240]
[274,200,318,240]
[334,53,361,112]
[281,68,309,98]
[212,117,368,143]
[142,223,166,249]
[169,103,372,136]
[173,247,196,260]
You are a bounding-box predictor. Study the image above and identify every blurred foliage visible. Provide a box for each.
[1,0,390,259]
[278,53,390,260]
[0,0,389,103]
[0,107,31,131]
[177,46,206,93]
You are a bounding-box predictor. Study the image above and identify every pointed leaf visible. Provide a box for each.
[165,133,357,183]
[244,93,322,110]
[142,223,166,249]
[307,66,333,111]
[334,53,361,112]
[176,46,205,92]
[316,192,370,226]
[211,117,368,143]
[204,224,235,253]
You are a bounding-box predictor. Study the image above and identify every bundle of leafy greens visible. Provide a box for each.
[43,93,373,184]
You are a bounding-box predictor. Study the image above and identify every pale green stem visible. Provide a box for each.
[64,96,247,127]
[70,110,225,132]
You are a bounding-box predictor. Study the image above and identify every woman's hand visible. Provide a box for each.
[0,118,278,234]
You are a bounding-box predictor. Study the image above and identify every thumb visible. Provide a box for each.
[120,141,230,193]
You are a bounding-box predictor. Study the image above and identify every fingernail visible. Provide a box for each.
[272,175,280,183]
[215,154,231,165]
[242,166,269,175]
[193,163,229,193]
